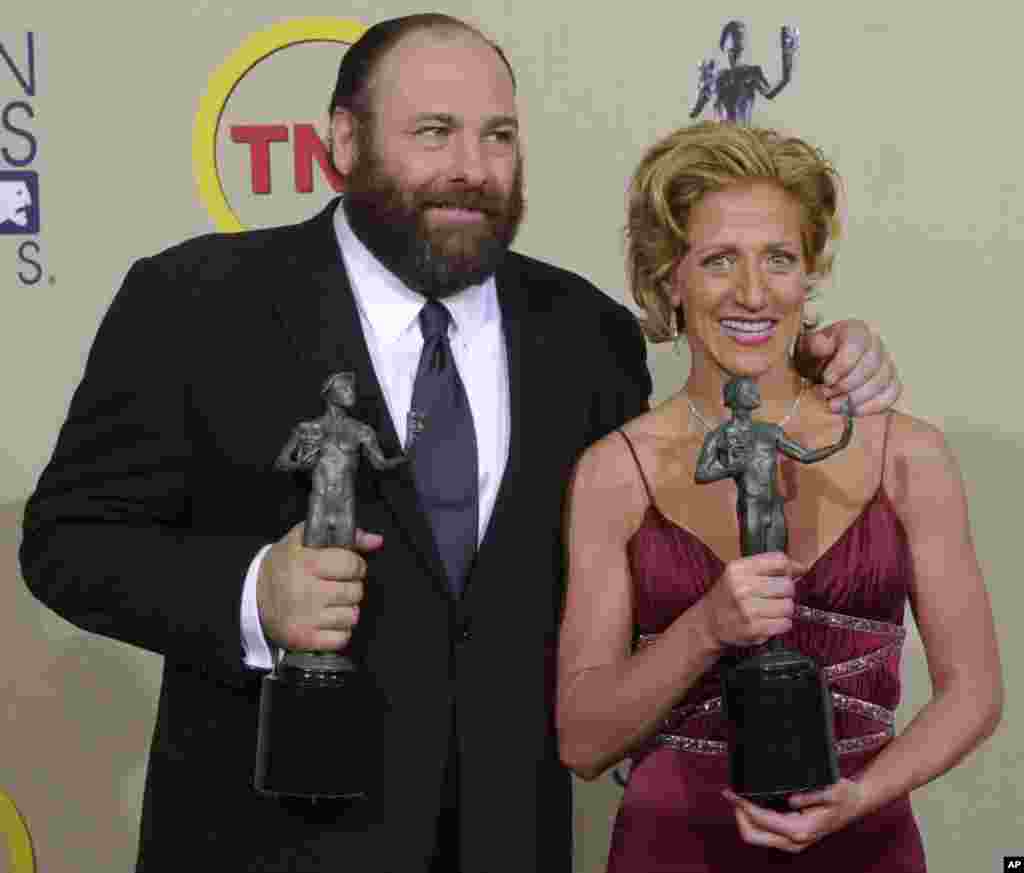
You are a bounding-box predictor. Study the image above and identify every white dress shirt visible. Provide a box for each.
[241,203,511,669]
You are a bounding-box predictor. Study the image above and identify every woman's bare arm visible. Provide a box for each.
[853,415,1003,813]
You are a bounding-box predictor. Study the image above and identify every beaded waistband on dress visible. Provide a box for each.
[634,604,907,758]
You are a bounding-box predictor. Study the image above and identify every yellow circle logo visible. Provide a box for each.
[192,17,367,232]
[0,789,35,873]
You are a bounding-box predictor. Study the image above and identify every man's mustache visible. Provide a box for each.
[414,188,505,216]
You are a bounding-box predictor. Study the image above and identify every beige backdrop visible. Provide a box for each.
[3,2,1021,871]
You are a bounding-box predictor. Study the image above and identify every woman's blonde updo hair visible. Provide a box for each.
[626,121,841,343]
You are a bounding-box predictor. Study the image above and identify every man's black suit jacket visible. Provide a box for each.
[20,200,651,872]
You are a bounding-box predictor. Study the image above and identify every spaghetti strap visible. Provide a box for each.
[879,412,894,487]
[617,430,655,505]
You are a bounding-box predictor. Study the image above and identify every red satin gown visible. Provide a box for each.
[606,426,926,872]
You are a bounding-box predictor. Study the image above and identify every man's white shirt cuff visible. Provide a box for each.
[241,543,275,670]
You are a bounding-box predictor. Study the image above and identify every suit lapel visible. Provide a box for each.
[271,200,449,592]
[465,257,554,601]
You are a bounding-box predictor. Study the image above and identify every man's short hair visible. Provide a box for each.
[328,13,516,119]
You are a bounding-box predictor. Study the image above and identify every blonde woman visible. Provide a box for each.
[557,122,1002,872]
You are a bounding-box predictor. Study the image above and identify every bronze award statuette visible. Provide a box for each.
[254,372,404,800]
[695,375,852,812]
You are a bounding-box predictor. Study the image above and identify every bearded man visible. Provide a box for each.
[20,14,900,873]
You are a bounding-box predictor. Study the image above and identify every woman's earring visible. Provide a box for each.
[670,306,685,355]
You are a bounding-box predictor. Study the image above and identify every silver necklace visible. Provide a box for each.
[684,379,808,433]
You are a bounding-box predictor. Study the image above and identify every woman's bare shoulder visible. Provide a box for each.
[885,411,953,462]
[567,427,652,546]
[882,411,963,510]
[572,402,694,522]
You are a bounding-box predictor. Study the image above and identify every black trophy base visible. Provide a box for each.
[721,642,839,810]
[254,652,378,801]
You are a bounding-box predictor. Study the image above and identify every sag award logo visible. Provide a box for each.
[688,19,799,125]
[192,17,366,232]
[1,31,44,286]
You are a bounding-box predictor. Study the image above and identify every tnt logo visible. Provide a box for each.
[0,170,38,234]
[194,18,367,233]
[1005,857,1024,871]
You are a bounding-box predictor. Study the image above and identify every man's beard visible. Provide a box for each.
[342,137,525,299]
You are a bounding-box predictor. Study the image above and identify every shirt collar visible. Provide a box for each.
[334,199,497,348]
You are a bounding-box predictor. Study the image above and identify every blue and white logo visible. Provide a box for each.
[2,32,43,283]
[0,170,37,234]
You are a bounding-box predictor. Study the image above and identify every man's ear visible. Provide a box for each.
[330,109,358,176]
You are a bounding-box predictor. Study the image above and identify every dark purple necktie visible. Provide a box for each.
[408,301,479,596]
